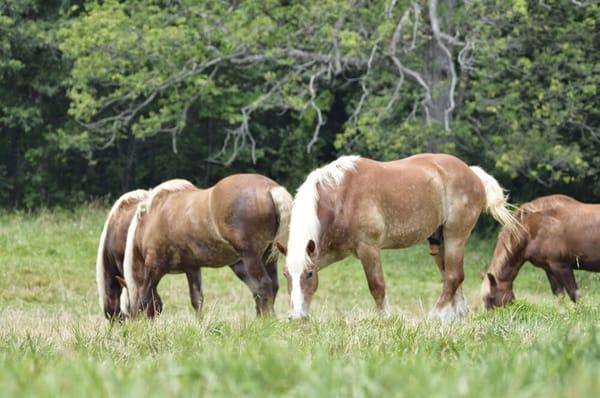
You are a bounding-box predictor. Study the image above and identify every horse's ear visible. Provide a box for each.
[276,241,288,256]
[306,240,316,255]
[487,273,497,287]
[116,276,128,289]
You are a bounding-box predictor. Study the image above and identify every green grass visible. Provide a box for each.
[0,206,599,397]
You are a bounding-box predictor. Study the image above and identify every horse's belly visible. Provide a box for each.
[379,206,441,249]
[381,220,440,249]
[169,239,239,271]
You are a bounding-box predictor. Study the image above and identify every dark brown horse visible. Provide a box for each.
[481,194,600,309]
[120,175,292,318]
[277,154,519,320]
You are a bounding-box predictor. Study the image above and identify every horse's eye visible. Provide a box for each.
[306,271,314,279]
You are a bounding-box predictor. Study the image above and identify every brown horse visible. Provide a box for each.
[276,154,519,320]
[96,182,210,319]
[120,175,292,318]
[96,189,149,319]
[481,194,600,309]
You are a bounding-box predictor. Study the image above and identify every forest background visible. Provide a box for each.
[1,0,598,208]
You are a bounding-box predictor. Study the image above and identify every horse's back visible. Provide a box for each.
[522,195,600,268]
[336,154,484,249]
[138,174,281,268]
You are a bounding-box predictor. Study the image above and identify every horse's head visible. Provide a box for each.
[116,275,160,318]
[480,272,515,310]
[277,240,319,320]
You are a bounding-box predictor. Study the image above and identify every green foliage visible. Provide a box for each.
[0,0,599,206]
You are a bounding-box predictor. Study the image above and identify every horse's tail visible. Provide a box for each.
[96,189,148,314]
[469,166,521,237]
[267,185,293,263]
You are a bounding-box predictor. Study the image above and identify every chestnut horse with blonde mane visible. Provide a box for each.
[277,154,519,320]
[96,189,149,319]
[481,194,600,309]
[96,181,209,319]
[120,175,292,318]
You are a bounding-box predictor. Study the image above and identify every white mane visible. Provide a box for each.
[286,155,360,274]
[144,179,196,212]
[96,189,148,313]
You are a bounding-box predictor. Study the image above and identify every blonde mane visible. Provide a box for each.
[96,189,148,312]
[286,155,360,274]
[121,178,196,314]
[143,179,196,213]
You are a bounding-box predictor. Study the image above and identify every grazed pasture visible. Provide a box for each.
[0,206,598,397]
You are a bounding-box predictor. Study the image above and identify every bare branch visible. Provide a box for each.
[428,0,457,131]
[385,0,399,19]
[349,44,378,126]
[388,6,433,123]
[385,71,405,113]
[305,68,328,153]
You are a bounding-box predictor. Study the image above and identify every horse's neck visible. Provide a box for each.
[314,192,354,269]
[490,244,524,283]
[490,232,527,285]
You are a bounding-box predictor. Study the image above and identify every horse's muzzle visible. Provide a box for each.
[287,311,309,321]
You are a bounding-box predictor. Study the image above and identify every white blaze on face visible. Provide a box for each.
[289,271,307,319]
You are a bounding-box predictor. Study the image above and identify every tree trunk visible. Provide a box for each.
[424,0,456,130]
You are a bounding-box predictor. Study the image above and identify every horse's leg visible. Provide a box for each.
[356,243,390,315]
[551,264,579,302]
[545,269,565,296]
[262,247,280,300]
[430,237,468,321]
[141,254,166,318]
[239,251,275,316]
[186,269,203,313]
[230,260,253,284]
[428,227,445,276]
[150,287,163,315]
[105,278,123,320]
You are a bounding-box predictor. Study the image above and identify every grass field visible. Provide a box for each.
[0,205,599,397]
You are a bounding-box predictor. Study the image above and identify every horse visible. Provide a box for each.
[276,154,519,321]
[481,194,600,309]
[96,189,149,319]
[119,175,292,318]
[96,182,203,319]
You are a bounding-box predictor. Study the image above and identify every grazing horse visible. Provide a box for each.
[96,181,215,319]
[96,189,149,319]
[120,175,292,318]
[276,154,519,321]
[481,194,600,309]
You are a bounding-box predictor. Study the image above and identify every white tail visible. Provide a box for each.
[96,189,148,313]
[268,186,293,263]
[121,179,196,315]
[469,166,520,236]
